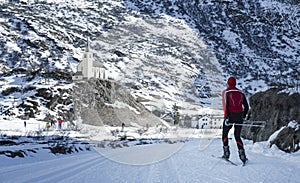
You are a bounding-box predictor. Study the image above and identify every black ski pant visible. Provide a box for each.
[222,112,244,150]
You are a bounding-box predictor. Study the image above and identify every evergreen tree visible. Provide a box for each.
[172,103,180,125]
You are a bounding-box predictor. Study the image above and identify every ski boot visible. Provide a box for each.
[238,148,248,164]
[222,146,230,160]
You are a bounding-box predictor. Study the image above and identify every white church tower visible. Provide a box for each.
[82,38,93,79]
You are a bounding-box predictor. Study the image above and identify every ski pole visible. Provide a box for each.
[224,120,266,127]
[225,123,265,127]
[244,120,267,124]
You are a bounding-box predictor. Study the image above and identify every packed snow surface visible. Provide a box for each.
[0,119,300,183]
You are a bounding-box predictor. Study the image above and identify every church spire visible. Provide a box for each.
[86,21,90,52]
[86,37,90,52]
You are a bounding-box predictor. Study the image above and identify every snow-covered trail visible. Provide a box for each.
[1,138,300,183]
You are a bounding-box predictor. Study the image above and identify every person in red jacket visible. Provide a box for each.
[58,118,63,129]
[222,77,249,164]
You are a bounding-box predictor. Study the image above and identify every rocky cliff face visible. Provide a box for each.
[72,79,161,127]
[242,88,300,152]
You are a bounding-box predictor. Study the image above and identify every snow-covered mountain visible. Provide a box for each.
[0,0,299,121]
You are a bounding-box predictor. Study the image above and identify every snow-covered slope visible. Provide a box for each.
[0,0,299,120]
[117,0,300,94]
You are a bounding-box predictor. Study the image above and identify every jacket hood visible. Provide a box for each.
[227,77,236,87]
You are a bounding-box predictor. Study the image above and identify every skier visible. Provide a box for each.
[58,118,63,129]
[221,77,249,164]
[46,122,51,130]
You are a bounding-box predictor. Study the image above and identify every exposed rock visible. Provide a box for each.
[269,123,300,153]
[19,98,40,118]
[36,88,52,100]
[1,87,21,96]
[13,86,75,121]
[242,88,300,152]
[72,79,162,127]
[12,77,161,128]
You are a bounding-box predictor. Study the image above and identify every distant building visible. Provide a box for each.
[180,114,223,129]
[72,39,108,80]
[197,115,210,129]
[197,115,223,129]
[180,115,192,127]
[160,112,174,125]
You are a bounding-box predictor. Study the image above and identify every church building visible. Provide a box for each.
[72,39,108,80]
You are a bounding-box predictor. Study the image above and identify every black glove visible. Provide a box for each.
[224,117,230,126]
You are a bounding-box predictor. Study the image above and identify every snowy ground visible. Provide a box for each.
[0,119,300,183]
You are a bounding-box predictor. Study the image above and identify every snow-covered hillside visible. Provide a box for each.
[0,0,223,120]
[1,0,299,121]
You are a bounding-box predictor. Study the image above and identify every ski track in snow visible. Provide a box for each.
[0,138,300,183]
[0,153,108,183]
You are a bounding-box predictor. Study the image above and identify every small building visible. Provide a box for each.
[72,39,108,80]
[191,115,223,129]
[191,116,199,128]
[210,115,223,129]
[160,112,176,126]
[180,115,192,128]
[197,115,210,129]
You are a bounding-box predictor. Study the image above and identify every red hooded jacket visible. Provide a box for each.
[222,77,249,118]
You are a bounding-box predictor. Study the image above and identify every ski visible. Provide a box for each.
[242,159,248,166]
[211,155,238,166]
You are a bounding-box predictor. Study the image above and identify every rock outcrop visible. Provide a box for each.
[242,88,300,152]
[269,121,300,153]
[72,79,162,127]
